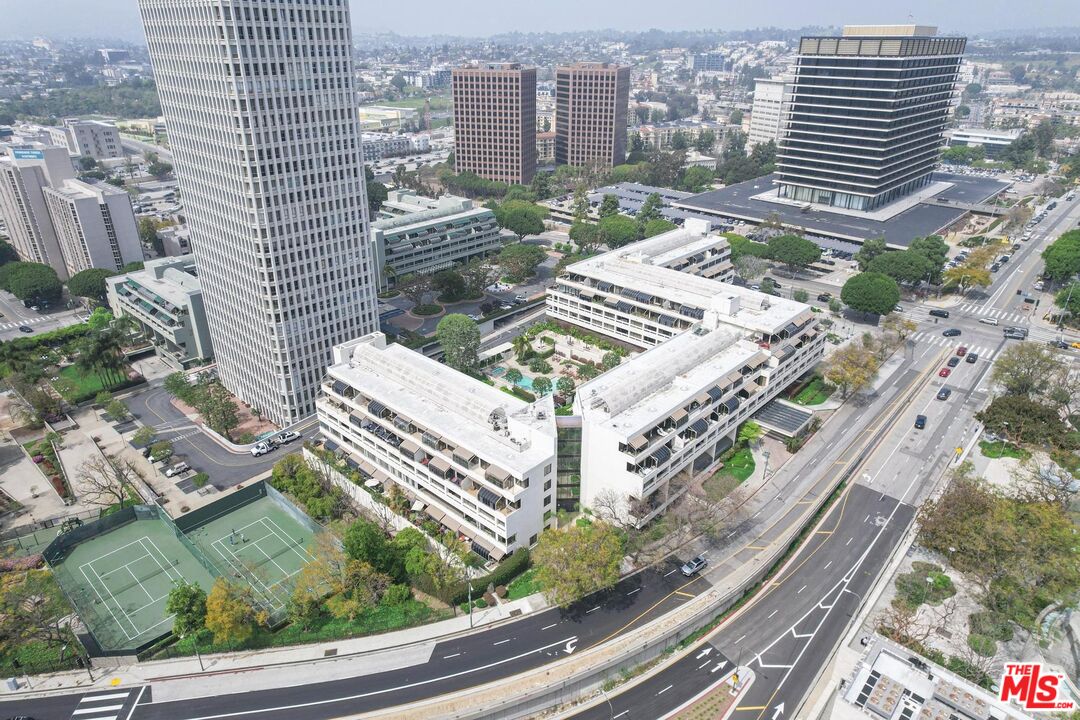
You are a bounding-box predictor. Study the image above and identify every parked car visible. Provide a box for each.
[18,325,33,333]
[277,430,301,444]
[680,555,707,577]
[939,368,951,378]
[816,293,832,302]
[467,314,483,322]
[947,356,960,367]
[914,415,927,429]
[165,462,190,477]
[942,329,961,337]
[978,317,999,326]
[514,293,528,303]
[956,346,967,356]
[250,441,274,457]
[990,263,1001,273]
[936,388,952,401]
[1049,340,1070,349]
[966,353,978,363]
[929,309,950,318]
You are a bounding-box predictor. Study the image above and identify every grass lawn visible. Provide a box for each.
[793,377,834,406]
[56,364,109,401]
[506,568,543,600]
[979,440,1030,460]
[702,448,755,501]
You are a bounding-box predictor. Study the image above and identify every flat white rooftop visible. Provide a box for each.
[328,334,555,474]
[577,324,764,436]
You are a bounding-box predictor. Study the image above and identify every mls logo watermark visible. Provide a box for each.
[999,663,1076,711]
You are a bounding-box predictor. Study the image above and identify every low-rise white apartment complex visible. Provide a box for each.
[371,190,508,289]
[106,257,213,368]
[318,333,557,560]
[550,221,824,524]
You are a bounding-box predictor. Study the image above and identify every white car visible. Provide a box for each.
[978,317,999,326]
[250,441,274,457]
[277,430,301,444]
[165,462,190,477]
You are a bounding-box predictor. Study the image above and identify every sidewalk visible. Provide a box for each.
[4,592,548,700]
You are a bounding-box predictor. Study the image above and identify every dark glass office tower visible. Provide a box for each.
[776,25,966,212]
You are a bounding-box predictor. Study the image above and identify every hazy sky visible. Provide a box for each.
[2,0,1076,42]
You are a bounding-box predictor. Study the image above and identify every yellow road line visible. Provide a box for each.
[735,706,768,711]
[674,591,695,598]
[593,575,704,647]
[745,545,767,550]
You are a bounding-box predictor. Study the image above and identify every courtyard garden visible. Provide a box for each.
[485,320,635,410]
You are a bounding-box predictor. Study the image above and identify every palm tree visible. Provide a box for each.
[512,335,531,363]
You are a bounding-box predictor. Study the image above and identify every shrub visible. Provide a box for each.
[132,426,156,447]
[94,391,112,406]
[0,554,44,572]
[450,548,530,604]
[382,584,412,606]
[528,357,552,374]
[967,633,997,657]
[969,611,1013,642]
[192,472,209,488]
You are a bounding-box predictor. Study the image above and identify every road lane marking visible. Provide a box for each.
[674,590,695,598]
[824,561,832,570]
[541,623,557,630]
[492,639,511,646]
[767,609,777,619]
[664,569,677,577]
[586,606,600,614]
[658,684,672,695]
[443,653,461,658]
[614,711,629,719]
[846,537,853,545]
[797,584,806,594]
[698,660,710,669]
[734,634,746,644]
[746,545,767,550]
[626,588,641,596]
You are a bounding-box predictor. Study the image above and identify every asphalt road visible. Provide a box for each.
[122,382,319,490]
[0,289,85,342]
[123,560,712,720]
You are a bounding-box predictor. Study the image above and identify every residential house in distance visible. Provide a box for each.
[369,190,508,289]
[318,332,558,561]
[106,256,213,369]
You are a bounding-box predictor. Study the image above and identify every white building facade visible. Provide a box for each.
[107,256,213,368]
[548,222,824,524]
[748,76,792,148]
[0,144,75,279]
[138,0,380,425]
[318,333,557,560]
[43,179,142,276]
[65,120,124,160]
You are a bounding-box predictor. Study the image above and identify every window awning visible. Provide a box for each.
[486,465,511,482]
[364,478,381,488]
[722,397,740,413]
[349,412,365,427]
[578,288,595,299]
[428,456,451,474]
[345,455,361,470]
[411,500,426,512]
[628,434,649,451]
[669,407,688,425]
[776,344,795,360]
[650,445,671,464]
[596,281,614,292]
[357,459,377,476]
[331,380,348,395]
[707,386,724,401]
[694,392,711,406]
[399,438,420,455]
[477,486,501,509]
[657,314,677,327]
[323,439,340,454]
[679,305,704,319]
[368,399,387,417]
[689,418,708,436]
[784,322,800,336]
[615,300,634,313]
[725,371,743,385]
[372,468,390,484]
[425,506,446,524]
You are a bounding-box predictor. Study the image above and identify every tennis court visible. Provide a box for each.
[51,516,215,652]
[185,494,318,614]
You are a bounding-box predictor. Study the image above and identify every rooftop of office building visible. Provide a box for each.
[110,256,201,306]
[327,333,556,474]
[576,324,764,436]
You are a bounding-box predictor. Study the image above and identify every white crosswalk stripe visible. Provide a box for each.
[0,316,48,330]
[71,688,134,719]
[909,332,996,360]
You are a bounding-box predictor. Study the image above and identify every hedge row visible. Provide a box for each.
[450,548,530,605]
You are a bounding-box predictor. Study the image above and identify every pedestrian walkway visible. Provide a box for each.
[953,302,1031,325]
[0,315,50,331]
[908,332,998,362]
[71,688,140,720]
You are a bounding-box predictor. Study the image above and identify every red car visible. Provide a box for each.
[939,368,951,378]
[956,346,967,357]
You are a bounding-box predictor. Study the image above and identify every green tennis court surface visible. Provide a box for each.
[185,496,318,614]
[51,518,215,652]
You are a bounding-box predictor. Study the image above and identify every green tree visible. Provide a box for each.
[342,519,402,579]
[767,234,821,274]
[737,420,763,445]
[132,426,156,446]
[204,578,259,644]
[908,235,949,283]
[599,214,639,249]
[841,272,900,316]
[989,342,1063,398]
[0,262,63,302]
[569,221,599,254]
[598,194,620,219]
[165,580,207,637]
[389,73,407,91]
[853,238,888,271]
[137,217,165,256]
[637,192,664,225]
[364,166,388,212]
[694,129,716,153]
[602,351,622,370]
[556,376,575,398]
[67,268,116,302]
[505,367,523,384]
[494,200,548,237]
[570,185,590,224]
[497,244,546,282]
[1054,282,1080,316]
[641,218,677,238]
[432,269,466,302]
[1042,230,1080,282]
[532,376,552,395]
[678,165,713,193]
[436,314,481,374]
[976,395,1070,447]
[866,250,935,285]
[728,109,743,125]
[533,523,623,607]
